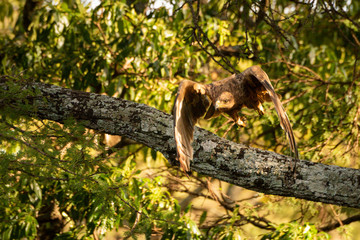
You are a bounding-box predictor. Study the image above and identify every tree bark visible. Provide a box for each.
[1,78,360,209]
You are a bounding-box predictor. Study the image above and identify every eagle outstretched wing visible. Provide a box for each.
[173,80,211,172]
[242,66,299,159]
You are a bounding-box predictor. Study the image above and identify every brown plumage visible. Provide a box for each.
[173,65,299,173]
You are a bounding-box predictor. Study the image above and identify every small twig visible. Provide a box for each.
[213,119,232,134]
[124,209,142,239]
[329,205,344,228]
[186,0,238,74]
[93,229,99,240]
[222,122,236,138]
[319,214,360,232]
[93,21,117,59]
[173,2,187,14]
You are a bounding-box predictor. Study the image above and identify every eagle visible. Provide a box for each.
[173,65,299,173]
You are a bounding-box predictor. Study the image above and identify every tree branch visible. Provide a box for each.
[186,0,239,74]
[319,214,360,232]
[1,78,360,209]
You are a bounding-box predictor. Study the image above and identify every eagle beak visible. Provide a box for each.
[214,101,220,110]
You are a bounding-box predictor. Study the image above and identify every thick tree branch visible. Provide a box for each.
[1,78,360,209]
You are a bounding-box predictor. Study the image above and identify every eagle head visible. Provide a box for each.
[214,91,235,110]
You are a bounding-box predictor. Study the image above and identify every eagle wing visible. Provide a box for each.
[243,66,299,159]
[173,80,211,172]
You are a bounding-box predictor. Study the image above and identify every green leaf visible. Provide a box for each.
[30,180,42,201]
[199,211,207,225]
[2,226,12,240]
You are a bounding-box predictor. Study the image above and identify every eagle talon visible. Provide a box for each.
[194,84,206,95]
[236,117,246,127]
[257,103,265,115]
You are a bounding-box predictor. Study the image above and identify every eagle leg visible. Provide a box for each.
[256,102,265,116]
[228,111,246,127]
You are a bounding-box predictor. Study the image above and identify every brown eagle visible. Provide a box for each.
[173,65,299,172]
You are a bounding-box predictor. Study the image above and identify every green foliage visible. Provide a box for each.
[0,114,195,239]
[261,222,330,240]
[0,0,360,239]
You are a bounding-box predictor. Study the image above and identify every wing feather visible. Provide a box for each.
[173,80,210,172]
[244,66,299,159]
